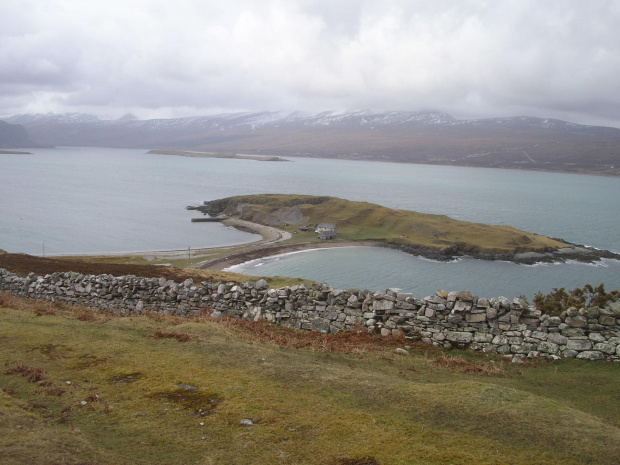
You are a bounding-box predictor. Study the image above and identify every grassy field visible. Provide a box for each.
[1,293,619,465]
[203,194,568,256]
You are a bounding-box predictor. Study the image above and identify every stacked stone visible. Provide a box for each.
[1,268,619,361]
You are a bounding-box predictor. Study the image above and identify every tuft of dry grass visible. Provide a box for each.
[149,330,192,342]
[0,291,13,307]
[1,292,67,314]
[44,386,66,396]
[57,406,72,423]
[75,308,99,321]
[73,307,118,323]
[214,317,426,354]
[432,354,506,375]
[33,300,58,316]
[5,363,47,383]
[144,310,185,326]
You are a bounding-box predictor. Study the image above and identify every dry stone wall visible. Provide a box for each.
[1,267,619,361]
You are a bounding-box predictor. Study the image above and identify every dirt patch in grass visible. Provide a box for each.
[334,457,379,465]
[150,387,220,416]
[111,372,143,383]
[33,343,73,359]
[149,330,193,342]
[73,354,108,370]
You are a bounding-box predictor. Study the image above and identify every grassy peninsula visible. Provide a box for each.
[148,149,286,162]
[196,194,579,263]
[1,294,619,465]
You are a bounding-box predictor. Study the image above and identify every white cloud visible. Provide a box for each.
[1,0,620,126]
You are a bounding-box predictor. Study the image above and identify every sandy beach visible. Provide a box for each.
[193,218,379,271]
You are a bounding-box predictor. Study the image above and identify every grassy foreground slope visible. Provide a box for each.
[200,194,568,258]
[1,295,619,465]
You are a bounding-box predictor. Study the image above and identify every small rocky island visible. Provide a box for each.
[190,194,620,266]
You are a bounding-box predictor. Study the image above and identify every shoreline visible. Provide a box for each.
[149,149,619,177]
[0,149,32,155]
[194,217,380,270]
[201,240,381,271]
[147,149,287,162]
[194,218,620,271]
[26,217,620,270]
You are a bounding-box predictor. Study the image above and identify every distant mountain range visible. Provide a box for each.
[0,120,37,148]
[3,111,620,175]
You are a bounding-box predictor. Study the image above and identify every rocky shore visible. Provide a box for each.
[385,242,620,265]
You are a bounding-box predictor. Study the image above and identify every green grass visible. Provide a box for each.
[1,294,618,465]
[206,194,568,256]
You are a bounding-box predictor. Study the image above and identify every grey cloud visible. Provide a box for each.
[1,0,620,127]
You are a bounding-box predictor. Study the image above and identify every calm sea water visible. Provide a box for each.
[228,247,619,299]
[1,146,619,298]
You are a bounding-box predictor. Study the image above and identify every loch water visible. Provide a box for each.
[1,146,619,298]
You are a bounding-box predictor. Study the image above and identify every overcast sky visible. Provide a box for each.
[1,0,620,126]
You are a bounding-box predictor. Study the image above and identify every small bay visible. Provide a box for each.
[227,247,620,299]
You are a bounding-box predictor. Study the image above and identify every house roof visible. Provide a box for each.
[316,223,337,230]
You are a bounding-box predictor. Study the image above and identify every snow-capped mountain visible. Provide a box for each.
[6,109,618,136]
[2,111,620,175]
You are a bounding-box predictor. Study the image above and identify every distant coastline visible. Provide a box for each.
[147,149,287,162]
[0,149,32,155]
